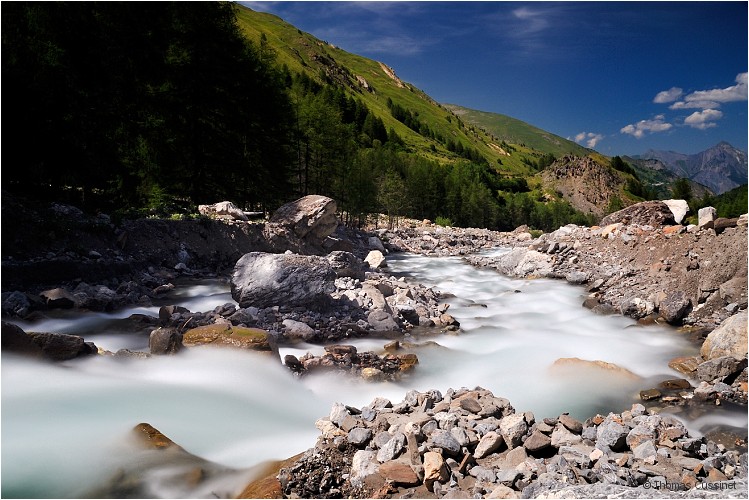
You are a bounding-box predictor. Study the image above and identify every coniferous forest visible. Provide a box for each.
[6,1,705,232]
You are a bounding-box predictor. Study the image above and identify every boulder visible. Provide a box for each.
[182,324,272,351]
[149,327,183,355]
[423,451,450,492]
[364,250,387,269]
[327,251,366,279]
[198,201,248,221]
[26,331,97,361]
[595,417,628,451]
[658,291,691,324]
[39,287,76,309]
[663,199,689,224]
[700,310,748,360]
[269,195,338,245]
[696,356,747,383]
[719,277,748,308]
[523,430,552,454]
[282,319,316,342]
[599,201,676,227]
[231,252,336,309]
[499,413,527,449]
[698,206,717,229]
[1,291,33,317]
[367,310,399,332]
[1,321,43,357]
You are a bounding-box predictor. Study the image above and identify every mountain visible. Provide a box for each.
[235,6,590,174]
[624,157,713,200]
[634,142,747,195]
[443,104,591,158]
[234,5,640,223]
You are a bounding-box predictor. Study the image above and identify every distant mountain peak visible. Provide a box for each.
[635,142,747,194]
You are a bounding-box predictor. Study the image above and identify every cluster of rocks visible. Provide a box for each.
[462,200,748,415]
[375,220,526,257]
[283,343,419,382]
[274,387,748,499]
[465,217,747,331]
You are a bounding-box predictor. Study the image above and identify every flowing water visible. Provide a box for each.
[2,250,746,498]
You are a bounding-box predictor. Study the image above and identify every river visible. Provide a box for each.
[2,250,745,498]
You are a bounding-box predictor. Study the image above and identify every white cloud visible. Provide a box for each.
[684,109,723,129]
[574,131,603,148]
[620,115,672,138]
[669,99,720,110]
[653,87,683,103]
[684,72,748,104]
[666,72,748,110]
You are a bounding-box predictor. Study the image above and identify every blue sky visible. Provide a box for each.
[244,1,748,156]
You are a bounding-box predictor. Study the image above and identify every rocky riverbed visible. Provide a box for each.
[1,193,747,498]
[267,387,748,499]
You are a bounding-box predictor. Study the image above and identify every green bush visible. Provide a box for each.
[435,216,453,227]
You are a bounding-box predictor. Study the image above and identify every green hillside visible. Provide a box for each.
[3,2,629,233]
[236,6,557,174]
[443,104,591,158]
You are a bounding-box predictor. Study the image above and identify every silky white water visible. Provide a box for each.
[2,250,745,498]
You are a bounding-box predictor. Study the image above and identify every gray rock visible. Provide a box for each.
[1,321,43,357]
[348,427,373,447]
[1,291,32,317]
[349,450,379,489]
[367,310,399,332]
[149,327,183,355]
[719,278,748,308]
[632,440,657,461]
[500,413,528,448]
[659,291,691,324]
[429,429,462,457]
[269,195,338,244]
[524,430,552,453]
[565,271,589,285]
[231,252,335,309]
[551,423,582,447]
[197,201,248,221]
[559,414,583,434]
[599,201,676,227]
[327,251,366,279]
[700,310,748,360]
[626,422,657,450]
[365,250,387,268]
[27,332,97,361]
[377,432,406,462]
[596,418,629,451]
[620,297,655,319]
[474,431,505,458]
[696,356,746,382]
[282,319,316,341]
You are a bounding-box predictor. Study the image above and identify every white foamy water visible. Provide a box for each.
[2,250,746,498]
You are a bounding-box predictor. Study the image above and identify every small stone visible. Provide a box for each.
[523,430,552,454]
[559,413,583,434]
[640,388,662,401]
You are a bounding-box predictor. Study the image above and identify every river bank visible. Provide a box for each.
[1,194,747,498]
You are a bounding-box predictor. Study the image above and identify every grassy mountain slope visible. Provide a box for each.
[443,104,591,158]
[234,5,642,222]
[235,6,579,175]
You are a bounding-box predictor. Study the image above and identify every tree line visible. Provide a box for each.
[2,1,596,232]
